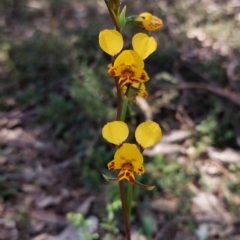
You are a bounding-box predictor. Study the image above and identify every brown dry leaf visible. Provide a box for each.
[144,142,184,156]
[131,232,147,240]
[136,97,152,120]
[33,233,49,240]
[161,130,188,143]
[151,198,178,213]
[31,220,46,235]
[30,210,66,225]
[47,225,81,240]
[207,147,240,163]
[0,128,36,144]
[191,191,234,236]
[192,192,223,215]
[21,184,40,193]
[174,231,197,240]
[0,156,7,164]
[36,196,62,209]
[76,196,96,214]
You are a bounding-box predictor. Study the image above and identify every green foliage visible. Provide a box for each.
[67,213,99,240]
[136,154,192,214]
[100,200,120,235]
[8,34,72,85]
[43,93,75,122]
[140,213,156,237]
[12,208,31,229]
[0,178,17,200]
[79,144,114,189]
[68,200,120,239]
[70,66,112,123]
[40,93,76,135]
[152,155,190,196]
[195,102,235,149]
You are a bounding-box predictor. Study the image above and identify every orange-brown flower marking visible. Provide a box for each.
[118,162,135,184]
[108,50,149,88]
[117,65,148,88]
[107,143,144,184]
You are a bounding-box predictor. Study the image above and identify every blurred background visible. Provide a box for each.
[0,0,240,239]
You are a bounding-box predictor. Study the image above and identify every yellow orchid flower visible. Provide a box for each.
[122,82,148,99]
[102,120,162,183]
[135,12,163,31]
[99,30,157,88]
[108,50,149,88]
[108,143,144,184]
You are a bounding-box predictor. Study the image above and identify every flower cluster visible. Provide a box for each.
[100,31,156,83]
[99,28,158,98]
[98,9,163,187]
[102,121,162,186]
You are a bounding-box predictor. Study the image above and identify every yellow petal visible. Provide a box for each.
[138,69,149,81]
[108,65,122,76]
[107,159,122,170]
[114,143,143,165]
[133,83,148,98]
[114,50,144,69]
[132,33,157,59]
[135,121,162,148]
[135,12,152,23]
[133,164,144,175]
[102,121,129,145]
[99,30,123,56]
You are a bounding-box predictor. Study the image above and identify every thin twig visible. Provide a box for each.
[151,83,240,107]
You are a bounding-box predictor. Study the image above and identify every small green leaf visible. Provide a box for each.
[119,5,127,30]
[135,180,155,191]
[108,0,120,14]
[102,174,118,182]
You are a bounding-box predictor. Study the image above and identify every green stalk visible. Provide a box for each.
[118,96,131,240]
[104,1,131,238]
[120,96,133,220]
[120,96,129,121]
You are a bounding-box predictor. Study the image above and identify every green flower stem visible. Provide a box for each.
[115,95,130,240]
[104,0,120,31]
[119,94,131,240]
[104,1,131,239]
[120,96,129,121]
[114,77,122,120]
[120,96,133,220]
